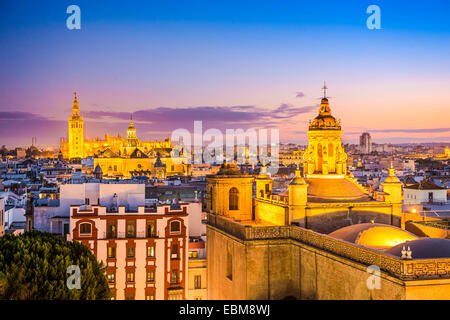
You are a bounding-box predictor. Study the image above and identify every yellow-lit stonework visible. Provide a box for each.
[62,93,189,178]
[206,86,450,300]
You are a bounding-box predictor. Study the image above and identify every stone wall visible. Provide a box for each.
[207,213,450,300]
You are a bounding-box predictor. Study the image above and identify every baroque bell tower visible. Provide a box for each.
[68,92,84,159]
[303,83,347,176]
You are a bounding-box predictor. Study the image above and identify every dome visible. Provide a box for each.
[216,162,241,175]
[385,238,450,259]
[309,98,341,130]
[328,223,418,250]
[305,178,372,203]
[384,168,401,183]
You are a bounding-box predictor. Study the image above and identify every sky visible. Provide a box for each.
[1,0,450,148]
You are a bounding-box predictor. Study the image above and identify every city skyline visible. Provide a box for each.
[1,0,450,147]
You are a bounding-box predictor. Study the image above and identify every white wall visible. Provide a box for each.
[5,207,26,229]
[404,188,447,204]
[187,202,205,237]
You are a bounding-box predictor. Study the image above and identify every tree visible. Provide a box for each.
[0,231,111,300]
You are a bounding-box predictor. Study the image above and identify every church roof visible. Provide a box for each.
[404,178,445,190]
[385,238,450,259]
[305,178,373,203]
[129,148,149,158]
[97,148,119,158]
[328,223,418,250]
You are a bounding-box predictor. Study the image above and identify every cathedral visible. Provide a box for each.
[61,93,190,178]
[206,86,450,300]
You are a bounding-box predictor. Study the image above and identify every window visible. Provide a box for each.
[167,289,183,300]
[114,165,117,172]
[170,221,181,234]
[229,187,239,210]
[107,273,115,284]
[171,269,179,284]
[107,222,116,238]
[194,275,201,289]
[226,246,232,280]
[79,223,92,235]
[146,292,155,300]
[147,220,156,237]
[147,245,155,258]
[85,198,90,205]
[265,183,270,193]
[107,246,116,259]
[147,270,155,282]
[127,221,136,238]
[171,244,179,260]
[127,246,135,258]
[188,251,198,258]
[127,271,135,283]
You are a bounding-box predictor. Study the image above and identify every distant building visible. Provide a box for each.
[404,178,447,205]
[360,132,372,154]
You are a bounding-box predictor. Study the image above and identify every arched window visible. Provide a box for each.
[229,187,239,210]
[79,222,92,235]
[170,220,181,233]
[328,143,334,157]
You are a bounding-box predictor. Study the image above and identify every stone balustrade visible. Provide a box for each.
[207,213,450,280]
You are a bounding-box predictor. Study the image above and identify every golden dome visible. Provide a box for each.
[309,98,341,130]
[329,223,418,250]
[384,167,400,183]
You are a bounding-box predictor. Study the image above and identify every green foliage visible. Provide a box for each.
[0,231,111,300]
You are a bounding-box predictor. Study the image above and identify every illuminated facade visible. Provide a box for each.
[67,93,84,159]
[62,93,173,160]
[62,93,189,178]
[203,86,450,300]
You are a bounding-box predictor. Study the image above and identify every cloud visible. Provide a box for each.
[272,104,316,119]
[346,128,450,135]
[0,111,48,121]
[371,128,450,133]
[296,91,305,98]
[83,104,316,127]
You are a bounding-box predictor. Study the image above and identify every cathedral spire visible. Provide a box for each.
[128,113,134,128]
[322,81,328,98]
[72,91,79,116]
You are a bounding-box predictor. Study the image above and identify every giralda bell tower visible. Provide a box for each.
[68,92,84,159]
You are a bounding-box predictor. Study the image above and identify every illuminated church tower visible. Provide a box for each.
[303,83,347,176]
[68,92,84,159]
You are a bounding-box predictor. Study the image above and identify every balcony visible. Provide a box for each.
[102,231,159,239]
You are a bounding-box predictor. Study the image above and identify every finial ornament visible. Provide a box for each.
[74,91,77,98]
[322,81,328,98]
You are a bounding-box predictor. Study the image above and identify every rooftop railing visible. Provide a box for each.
[207,213,450,280]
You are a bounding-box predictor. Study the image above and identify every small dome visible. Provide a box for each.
[385,238,450,259]
[329,223,418,250]
[309,98,340,130]
[216,162,241,175]
[384,168,400,183]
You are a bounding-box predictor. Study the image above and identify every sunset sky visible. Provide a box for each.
[1,0,450,148]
